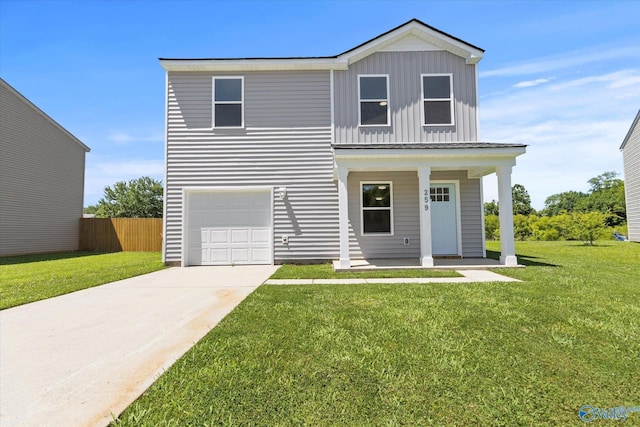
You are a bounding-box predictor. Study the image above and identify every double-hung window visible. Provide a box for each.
[358,75,390,126]
[422,74,454,126]
[361,182,393,235]
[213,76,243,128]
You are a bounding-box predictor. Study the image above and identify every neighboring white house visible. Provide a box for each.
[620,110,640,243]
[0,78,90,256]
[160,19,526,267]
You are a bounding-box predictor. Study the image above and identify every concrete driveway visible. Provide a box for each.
[0,265,277,427]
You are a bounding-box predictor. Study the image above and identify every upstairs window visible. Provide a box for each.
[213,77,243,128]
[359,75,390,126]
[361,182,393,235]
[422,74,454,126]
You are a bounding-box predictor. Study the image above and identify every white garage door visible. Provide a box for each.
[186,189,272,265]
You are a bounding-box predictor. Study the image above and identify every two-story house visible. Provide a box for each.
[160,19,526,268]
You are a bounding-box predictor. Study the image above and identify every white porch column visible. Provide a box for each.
[496,166,518,266]
[417,166,434,267]
[337,166,350,269]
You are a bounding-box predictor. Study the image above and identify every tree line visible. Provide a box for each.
[84,176,163,218]
[485,172,627,245]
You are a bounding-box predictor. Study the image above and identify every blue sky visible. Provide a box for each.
[2,0,639,209]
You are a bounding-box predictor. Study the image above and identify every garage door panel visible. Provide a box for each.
[251,248,270,263]
[211,248,230,263]
[211,229,229,244]
[231,248,250,263]
[231,229,250,244]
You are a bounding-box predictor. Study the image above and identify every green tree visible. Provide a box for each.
[484,200,500,216]
[586,171,620,193]
[569,211,607,245]
[84,204,99,215]
[512,184,535,216]
[484,214,500,240]
[576,172,626,226]
[483,184,535,217]
[541,190,588,216]
[513,214,533,240]
[95,176,163,218]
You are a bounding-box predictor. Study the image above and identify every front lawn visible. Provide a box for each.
[0,252,166,310]
[114,241,639,426]
[271,263,460,279]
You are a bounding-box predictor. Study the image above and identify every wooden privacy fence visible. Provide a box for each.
[79,218,162,252]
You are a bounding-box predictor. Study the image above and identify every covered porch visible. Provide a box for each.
[333,143,527,269]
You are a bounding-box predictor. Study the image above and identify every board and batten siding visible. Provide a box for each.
[164,71,338,263]
[0,80,88,256]
[334,51,478,144]
[622,112,640,242]
[347,170,483,259]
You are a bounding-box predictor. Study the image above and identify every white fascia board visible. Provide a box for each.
[334,146,526,160]
[336,157,517,172]
[620,109,640,150]
[160,58,348,72]
[338,22,484,65]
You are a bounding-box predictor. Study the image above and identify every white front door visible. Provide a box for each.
[430,183,459,255]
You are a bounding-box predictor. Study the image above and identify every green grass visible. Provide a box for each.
[0,252,166,310]
[270,263,460,279]
[113,241,639,426]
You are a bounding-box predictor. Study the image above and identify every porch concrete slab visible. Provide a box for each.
[0,265,277,427]
[264,270,521,285]
[332,258,522,271]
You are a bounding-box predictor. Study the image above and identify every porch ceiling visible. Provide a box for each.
[333,142,526,178]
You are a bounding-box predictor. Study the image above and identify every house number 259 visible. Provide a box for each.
[423,189,430,211]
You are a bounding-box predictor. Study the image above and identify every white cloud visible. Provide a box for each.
[108,131,163,144]
[512,77,554,88]
[480,45,640,78]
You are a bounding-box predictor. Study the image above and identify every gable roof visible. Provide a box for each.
[160,19,484,72]
[620,109,640,150]
[0,78,90,152]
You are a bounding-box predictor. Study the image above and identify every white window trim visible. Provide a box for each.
[212,76,244,129]
[360,181,394,236]
[358,74,390,127]
[421,73,454,127]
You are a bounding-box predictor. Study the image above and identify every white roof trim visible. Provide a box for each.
[620,110,640,150]
[337,22,484,65]
[160,58,347,72]
[0,78,90,152]
[160,19,484,72]
[333,146,526,160]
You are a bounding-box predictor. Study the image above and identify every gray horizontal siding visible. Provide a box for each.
[334,51,478,144]
[348,171,420,258]
[165,71,337,263]
[346,170,483,259]
[168,71,330,129]
[622,119,640,242]
[0,81,86,255]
